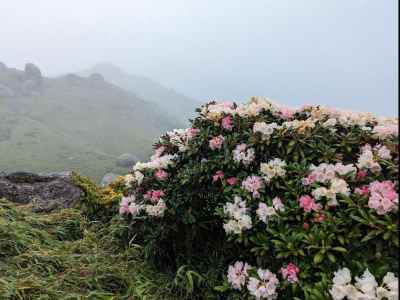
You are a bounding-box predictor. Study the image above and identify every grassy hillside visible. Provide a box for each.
[0,198,180,300]
[0,64,182,181]
[79,63,200,124]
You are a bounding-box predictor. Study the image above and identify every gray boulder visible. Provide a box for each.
[24,63,42,81]
[0,171,82,212]
[100,173,120,187]
[116,153,138,168]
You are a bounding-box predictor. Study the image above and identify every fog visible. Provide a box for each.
[1,0,398,115]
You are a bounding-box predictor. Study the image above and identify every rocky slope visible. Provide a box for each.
[0,62,181,181]
[79,63,200,124]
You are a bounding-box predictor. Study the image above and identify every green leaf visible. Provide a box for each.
[313,252,324,264]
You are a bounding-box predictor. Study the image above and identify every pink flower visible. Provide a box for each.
[302,173,317,186]
[355,185,370,196]
[281,263,300,283]
[299,195,322,212]
[221,115,234,130]
[119,196,131,215]
[153,146,165,158]
[242,175,264,198]
[155,169,169,181]
[213,170,225,182]
[368,180,398,215]
[144,190,165,203]
[280,107,295,120]
[356,170,368,181]
[227,261,251,290]
[187,128,200,139]
[209,135,225,150]
[128,202,142,216]
[272,197,285,212]
[227,177,238,185]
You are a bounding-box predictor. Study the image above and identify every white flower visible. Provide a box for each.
[145,199,167,217]
[233,143,255,166]
[355,269,378,297]
[124,171,145,187]
[272,197,285,212]
[357,145,381,172]
[330,178,350,196]
[134,154,177,171]
[256,202,276,223]
[330,284,352,300]
[375,145,391,160]
[382,272,398,293]
[128,202,144,216]
[323,118,337,128]
[332,268,352,286]
[247,268,279,300]
[253,122,280,139]
[330,268,398,300]
[334,163,357,176]
[223,196,252,235]
[260,158,286,183]
[227,261,251,290]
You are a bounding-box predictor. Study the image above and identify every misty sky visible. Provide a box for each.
[1,0,398,116]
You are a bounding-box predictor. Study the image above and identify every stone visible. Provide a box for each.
[24,63,42,81]
[100,173,120,187]
[116,153,138,168]
[0,171,83,212]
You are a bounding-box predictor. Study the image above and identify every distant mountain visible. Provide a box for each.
[0,62,180,181]
[79,63,200,124]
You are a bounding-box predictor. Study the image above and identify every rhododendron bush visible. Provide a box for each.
[120,97,398,299]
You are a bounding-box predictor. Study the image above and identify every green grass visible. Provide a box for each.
[0,74,181,182]
[0,199,180,300]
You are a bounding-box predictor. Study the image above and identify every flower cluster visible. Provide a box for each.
[260,158,287,183]
[303,163,354,206]
[119,194,167,218]
[368,180,398,215]
[223,196,252,235]
[357,144,382,173]
[227,261,252,290]
[253,122,280,140]
[329,268,398,300]
[256,197,284,223]
[134,153,177,171]
[233,143,256,166]
[248,269,279,300]
[280,263,300,283]
[242,175,265,198]
[119,97,398,299]
[209,135,225,150]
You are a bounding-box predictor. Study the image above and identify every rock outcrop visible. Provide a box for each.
[0,171,82,212]
[0,62,43,97]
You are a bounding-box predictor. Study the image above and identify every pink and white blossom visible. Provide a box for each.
[227,261,251,290]
[247,268,279,300]
[209,135,225,150]
[242,175,264,198]
[281,263,300,283]
[299,195,322,212]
